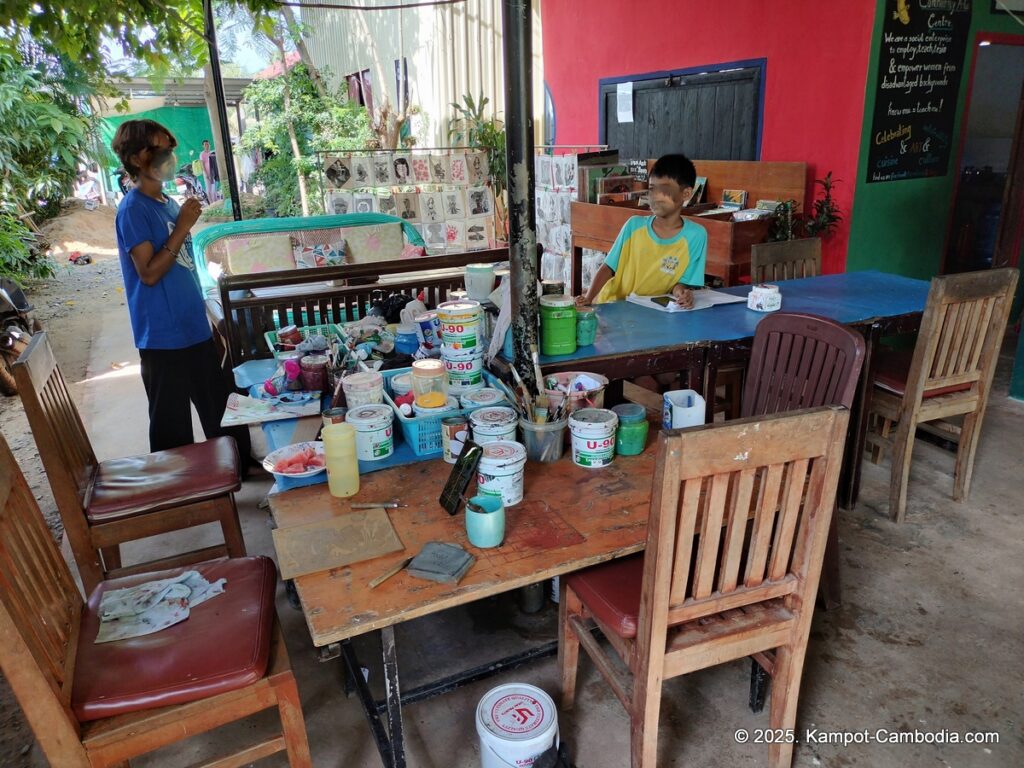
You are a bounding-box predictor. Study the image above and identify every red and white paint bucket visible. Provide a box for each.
[476,683,558,768]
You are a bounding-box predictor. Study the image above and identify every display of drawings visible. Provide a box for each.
[535,152,579,259]
[321,149,494,251]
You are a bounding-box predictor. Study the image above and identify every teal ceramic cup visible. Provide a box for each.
[466,495,505,548]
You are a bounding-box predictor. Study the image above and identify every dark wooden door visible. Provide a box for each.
[600,67,761,161]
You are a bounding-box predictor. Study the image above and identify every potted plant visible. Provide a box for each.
[448,93,508,241]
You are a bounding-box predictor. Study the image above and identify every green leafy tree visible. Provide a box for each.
[241,63,371,217]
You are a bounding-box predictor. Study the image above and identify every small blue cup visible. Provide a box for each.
[465,494,505,548]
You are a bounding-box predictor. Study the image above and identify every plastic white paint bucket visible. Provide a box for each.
[437,300,483,351]
[470,407,519,445]
[476,683,558,768]
[568,408,619,469]
[477,441,527,507]
[345,405,394,461]
[442,345,485,393]
[460,387,508,409]
[390,372,413,397]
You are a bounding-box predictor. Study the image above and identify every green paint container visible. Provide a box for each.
[576,306,597,346]
[540,294,577,356]
[612,403,648,456]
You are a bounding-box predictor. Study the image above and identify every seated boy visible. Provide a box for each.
[577,154,707,307]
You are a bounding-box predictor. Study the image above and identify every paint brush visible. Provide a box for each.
[368,556,413,589]
[351,501,407,509]
[529,344,544,397]
[534,395,549,424]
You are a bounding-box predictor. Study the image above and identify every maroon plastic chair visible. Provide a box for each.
[741,312,865,712]
[741,312,866,418]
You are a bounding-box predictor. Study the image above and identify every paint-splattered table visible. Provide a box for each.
[269,446,658,768]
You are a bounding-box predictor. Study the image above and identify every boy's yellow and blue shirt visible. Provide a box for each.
[596,215,707,303]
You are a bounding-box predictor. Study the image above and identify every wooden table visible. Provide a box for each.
[269,448,659,767]
[530,270,930,508]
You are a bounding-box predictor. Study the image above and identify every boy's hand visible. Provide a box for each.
[672,284,694,308]
[175,197,203,233]
[575,295,592,308]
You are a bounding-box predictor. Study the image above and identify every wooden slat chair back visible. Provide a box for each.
[750,238,822,284]
[742,312,866,417]
[15,332,246,593]
[0,433,312,768]
[866,267,1019,522]
[560,406,849,767]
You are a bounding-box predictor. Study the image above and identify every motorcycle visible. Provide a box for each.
[0,277,40,396]
[174,163,208,204]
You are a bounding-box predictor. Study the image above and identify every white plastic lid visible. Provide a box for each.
[342,371,383,391]
[476,683,557,742]
[539,294,576,308]
[345,404,393,427]
[470,406,518,428]
[461,388,506,407]
[479,440,527,467]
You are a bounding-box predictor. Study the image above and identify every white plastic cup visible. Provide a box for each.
[662,389,706,429]
[465,263,497,302]
[568,408,618,469]
[345,404,394,461]
[477,441,528,507]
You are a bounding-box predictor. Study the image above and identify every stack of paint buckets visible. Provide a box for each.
[437,298,486,396]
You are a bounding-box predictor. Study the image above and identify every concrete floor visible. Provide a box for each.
[65,310,1023,768]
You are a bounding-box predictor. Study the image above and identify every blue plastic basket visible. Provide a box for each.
[381,367,516,457]
[263,323,345,360]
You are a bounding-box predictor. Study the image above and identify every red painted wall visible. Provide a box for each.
[541,1,877,274]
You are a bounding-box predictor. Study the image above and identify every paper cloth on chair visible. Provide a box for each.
[95,570,226,644]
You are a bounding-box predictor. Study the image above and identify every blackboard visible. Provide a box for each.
[866,0,973,184]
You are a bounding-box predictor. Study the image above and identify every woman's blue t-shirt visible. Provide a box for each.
[115,189,212,350]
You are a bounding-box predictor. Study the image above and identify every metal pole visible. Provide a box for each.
[203,0,243,221]
[501,0,539,393]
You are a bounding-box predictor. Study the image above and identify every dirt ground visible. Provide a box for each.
[0,201,123,764]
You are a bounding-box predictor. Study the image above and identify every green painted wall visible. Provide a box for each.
[848,1,1024,280]
[1012,327,1024,401]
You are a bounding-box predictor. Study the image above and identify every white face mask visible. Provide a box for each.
[147,148,178,183]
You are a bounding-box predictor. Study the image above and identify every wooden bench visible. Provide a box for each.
[209,248,509,367]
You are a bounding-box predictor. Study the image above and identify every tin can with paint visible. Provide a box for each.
[568,408,619,469]
[437,299,483,351]
[477,441,528,507]
[470,406,519,445]
[441,416,469,464]
[441,345,485,393]
[414,311,442,348]
[345,404,394,461]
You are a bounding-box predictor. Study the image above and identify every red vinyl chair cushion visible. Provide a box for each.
[72,556,276,722]
[565,554,644,639]
[86,437,240,523]
[873,348,972,399]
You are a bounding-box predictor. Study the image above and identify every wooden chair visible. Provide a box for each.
[865,268,1019,522]
[559,406,849,768]
[0,432,312,768]
[750,238,821,283]
[14,332,246,594]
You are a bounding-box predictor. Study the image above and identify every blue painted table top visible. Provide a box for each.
[540,270,931,365]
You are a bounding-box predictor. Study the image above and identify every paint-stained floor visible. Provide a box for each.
[19,301,1024,767]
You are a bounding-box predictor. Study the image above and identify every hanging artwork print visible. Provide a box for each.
[377,193,397,216]
[445,220,466,249]
[392,154,413,185]
[350,156,372,187]
[353,193,376,214]
[395,193,421,222]
[430,154,450,183]
[323,155,352,189]
[328,191,353,215]
[467,151,487,185]
[372,155,394,186]
[443,189,465,218]
[466,219,488,251]
[421,192,445,223]
[467,186,493,217]
[449,152,468,185]
[412,155,433,183]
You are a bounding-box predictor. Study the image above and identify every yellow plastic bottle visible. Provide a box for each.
[322,423,360,498]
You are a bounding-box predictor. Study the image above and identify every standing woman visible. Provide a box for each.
[111,119,249,461]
